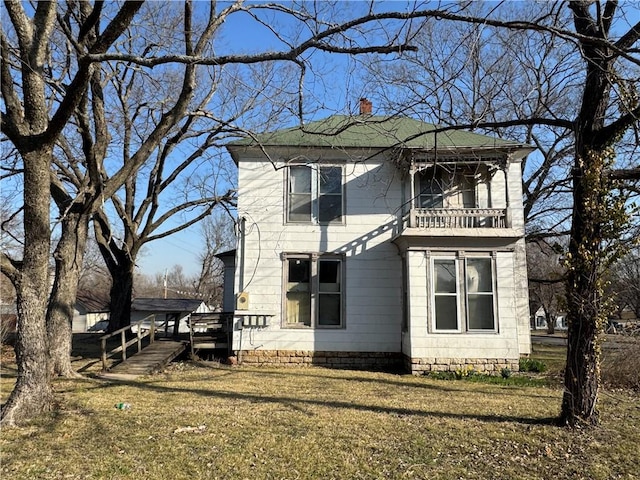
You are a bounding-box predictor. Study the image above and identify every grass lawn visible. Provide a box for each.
[1,338,639,480]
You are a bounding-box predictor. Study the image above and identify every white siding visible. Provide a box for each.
[235,151,404,353]
[234,147,530,361]
[405,250,520,361]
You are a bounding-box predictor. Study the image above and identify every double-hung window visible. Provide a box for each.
[431,255,496,332]
[284,254,344,328]
[287,165,343,223]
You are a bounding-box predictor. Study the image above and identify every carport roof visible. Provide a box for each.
[132,298,205,313]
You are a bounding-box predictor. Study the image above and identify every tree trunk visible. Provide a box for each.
[107,261,135,332]
[560,3,621,427]
[545,311,556,335]
[47,212,89,377]
[560,145,607,427]
[1,148,54,426]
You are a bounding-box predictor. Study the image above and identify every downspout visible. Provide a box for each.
[239,216,246,292]
[236,216,247,364]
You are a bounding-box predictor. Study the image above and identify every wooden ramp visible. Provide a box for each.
[105,339,187,377]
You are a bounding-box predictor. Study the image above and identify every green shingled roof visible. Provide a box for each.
[229,115,527,150]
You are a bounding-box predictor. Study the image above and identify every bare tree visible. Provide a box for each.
[363,1,580,235]
[361,0,640,426]
[89,51,240,330]
[528,241,566,334]
[1,0,143,426]
[1,0,464,426]
[607,247,640,321]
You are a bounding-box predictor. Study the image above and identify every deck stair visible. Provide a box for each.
[99,316,188,378]
[99,313,232,378]
[106,339,187,376]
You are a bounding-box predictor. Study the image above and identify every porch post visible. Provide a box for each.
[504,157,512,228]
[409,164,416,228]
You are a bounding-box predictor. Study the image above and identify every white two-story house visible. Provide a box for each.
[225,100,533,373]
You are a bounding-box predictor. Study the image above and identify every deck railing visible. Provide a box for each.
[402,208,509,230]
[99,315,156,371]
[188,312,234,356]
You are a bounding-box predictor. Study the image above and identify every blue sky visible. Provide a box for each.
[135,1,640,280]
[137,1,413,278]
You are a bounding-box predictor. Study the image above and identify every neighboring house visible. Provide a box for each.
[225,99,533,373]
[73,291,110,332]
[531,307,567,331]
[130,298,212,335]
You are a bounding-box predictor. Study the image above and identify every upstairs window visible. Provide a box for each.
[287,165,343,223]
[289,166,312,221]
[419,172,444,208]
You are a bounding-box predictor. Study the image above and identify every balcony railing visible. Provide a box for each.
[402,208,509,230]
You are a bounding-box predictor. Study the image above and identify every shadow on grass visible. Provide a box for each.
[61,370,560,428]
[153,362,560,401]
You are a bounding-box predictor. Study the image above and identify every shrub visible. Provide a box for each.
[428,371,457,380]
[455,365,476,379]
[500,367,512,379]
[601,341,640,391]
[519,357,547,373]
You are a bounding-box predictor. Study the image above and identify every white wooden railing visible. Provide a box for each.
[403,208,509,230]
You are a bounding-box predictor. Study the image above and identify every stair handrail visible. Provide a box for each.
[99,315,156,371]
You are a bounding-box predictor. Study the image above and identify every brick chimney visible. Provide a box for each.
[359,97,372,115]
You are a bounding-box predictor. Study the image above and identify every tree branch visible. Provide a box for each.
[45,1,144,144]
[0,251,22,285]
[608,168,640,181]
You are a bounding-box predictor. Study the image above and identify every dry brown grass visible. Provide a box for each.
[1,338,639,480]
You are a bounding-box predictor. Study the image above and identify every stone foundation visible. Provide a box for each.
[235,350,519,374]
[405,356,520,375]
[237,350,402,370]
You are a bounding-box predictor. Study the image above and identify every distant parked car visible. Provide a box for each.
[606,320,622,334]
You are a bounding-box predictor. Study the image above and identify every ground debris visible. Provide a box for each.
[173,424,206,434]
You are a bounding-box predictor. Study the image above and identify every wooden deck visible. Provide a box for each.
[105,339,187,377]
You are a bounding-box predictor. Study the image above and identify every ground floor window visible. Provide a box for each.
[284,253,344,328]
[432,255,496,332]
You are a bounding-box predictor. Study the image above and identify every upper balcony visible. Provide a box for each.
[394,207,522,244]
[392,158,525,244]
[405,207,509,229]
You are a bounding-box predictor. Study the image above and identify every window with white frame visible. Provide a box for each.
[284,254,343,328]
[431,255,496,332]
[287,165,343,223]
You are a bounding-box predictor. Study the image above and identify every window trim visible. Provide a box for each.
[429,253,498,334]
[432,257,462,333]
[465,257,496,332]
[282,252,345,329]
[285,164,345,225]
